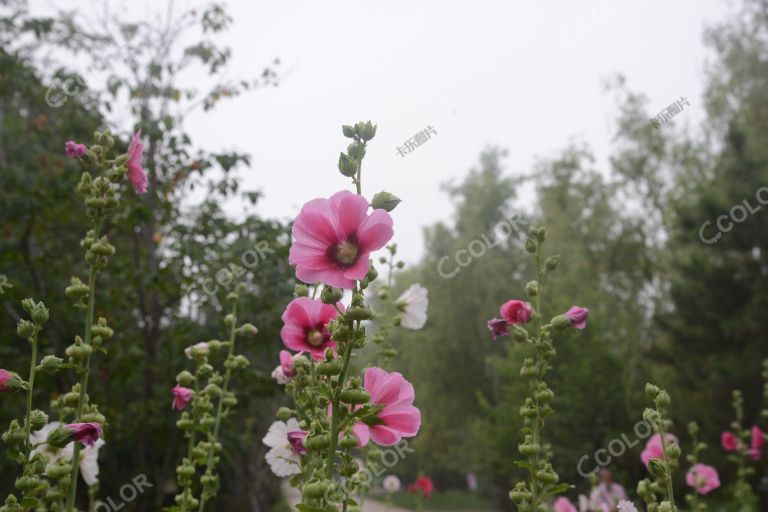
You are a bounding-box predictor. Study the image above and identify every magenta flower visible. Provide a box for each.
[686,463,721,495]
[171,385,193,411]
[287,430,308,455]
[280,297,342,360]
[564,306,589,329]
[353,367,420,447]
[750,426,764,460]
[288,190,394,288]
[721,431,739,452]
[553,497,577,512]
[280,350,296,378]
[66,422,103,447]
[65,140,87,158]
[127,130,148,194]
[641,433,678,467]
[500,300,533,325]
[0,369,12,392]
[487,318,510,340]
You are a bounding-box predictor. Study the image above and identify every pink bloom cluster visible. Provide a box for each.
[686,463,721,495]
[486,300,589,340]
[641,432,678,467]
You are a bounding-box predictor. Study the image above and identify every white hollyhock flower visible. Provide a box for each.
[263,418,302,477]
[578,495,589,512]
[80,438,105,486]
[271,366,289,384]
[396,284,428,330]
[185,342,210,359]
[383,475,401,493]
[617,501,638,512]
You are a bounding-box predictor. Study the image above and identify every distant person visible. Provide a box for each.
[589,469,628,510]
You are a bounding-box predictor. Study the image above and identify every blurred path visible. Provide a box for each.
[281,480,412,512]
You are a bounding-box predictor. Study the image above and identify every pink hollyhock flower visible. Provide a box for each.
[750,426,764,460]
[686,463,721,495]
[288,190,393,289]
[66,423,103,447]
[721,431,739,452]
[564,306,589,329]
[487,318,510,340]
[500,300,533,325]
[127,130,148,194]
[287,430,308,455]
[65,140,87,158]
[280,297,342,360]
[0,369,22,393]
[641,433,678,467]
[171,385,193,411]
[353,368,420,447]
[407,476,434,499]
[553,497,577,512]
[617,502,638,512]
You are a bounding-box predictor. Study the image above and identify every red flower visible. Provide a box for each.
[408,476,434,499]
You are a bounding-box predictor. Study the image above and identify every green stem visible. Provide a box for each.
[198,299,238,512]
[66,263,98,512]
[530,249,544,506]
[325,340,355,481]
[23,331,39,462]
[658,421,676,510]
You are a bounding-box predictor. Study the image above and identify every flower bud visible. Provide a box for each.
[237,323,259,336]
[2,420,25,445]
[31,303,49,325]
[358,121,377,142]
[340,387,370,405]
[524,281,539,297]
[0,370,26,393]
[544,255,560,271]
[338,153,357,177]
[306,434,331,450]
[346,306,373,321]
[294,284,309,297]
[655,390,670,409]
[512,325,528,343]
[645,383,660,399]
[28,409,48,431]
[339,434,359,449]
[65,278,89,300]
[371,191,401,212]
[16,320,35,339]
[321,286,344,304]
[525,238,537,254]
[38,355,63,374]
[14,476,40,493]
[317,360,343,376]
[276,407,294,421]
[303,480,331,499]
[342,125,357,139]
[176,370,196,387]
[347,142,366,160]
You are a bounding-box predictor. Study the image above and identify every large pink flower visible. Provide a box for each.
[553,497,577,512]
[288,190,393,288]
[641,433,678,467]
[721,431,739,452]
[127,130,148,194]
[353,368,420,447]
[280,297,342,360]
[500,300,533,325]
[686,463,721,495]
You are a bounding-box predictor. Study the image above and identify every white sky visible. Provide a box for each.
[34,0,729,263]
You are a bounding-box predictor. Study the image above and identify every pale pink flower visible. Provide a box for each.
[500,300,533,325]
[127,130,148,194]
[288,190,393,288]
[686,463,721,495]
[352,368,420,447]
[272,350,301,384]
[171,385,193,411]
[750,426,764,460]
[564,306,589,329]
[721,431,739,452]
[280,297,342,360]
[553,497,577,512]
[66,423,103,448]
[641,433,678,467]
[617,502,638,512]
[65,140,87,158]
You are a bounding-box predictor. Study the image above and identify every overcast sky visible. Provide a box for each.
[35,0,729,263]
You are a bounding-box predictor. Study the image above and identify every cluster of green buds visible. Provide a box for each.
[339,121,377,194]
[725,390,758,511]
[370,243,406,367]
[172,283,253,512]
[684,421,709,512]
[2,298,60,510]
[509,227,572,512]
[637,383,680,512]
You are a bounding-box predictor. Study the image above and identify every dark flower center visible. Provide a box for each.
[306,329,324,347]
[334,240,359,267]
